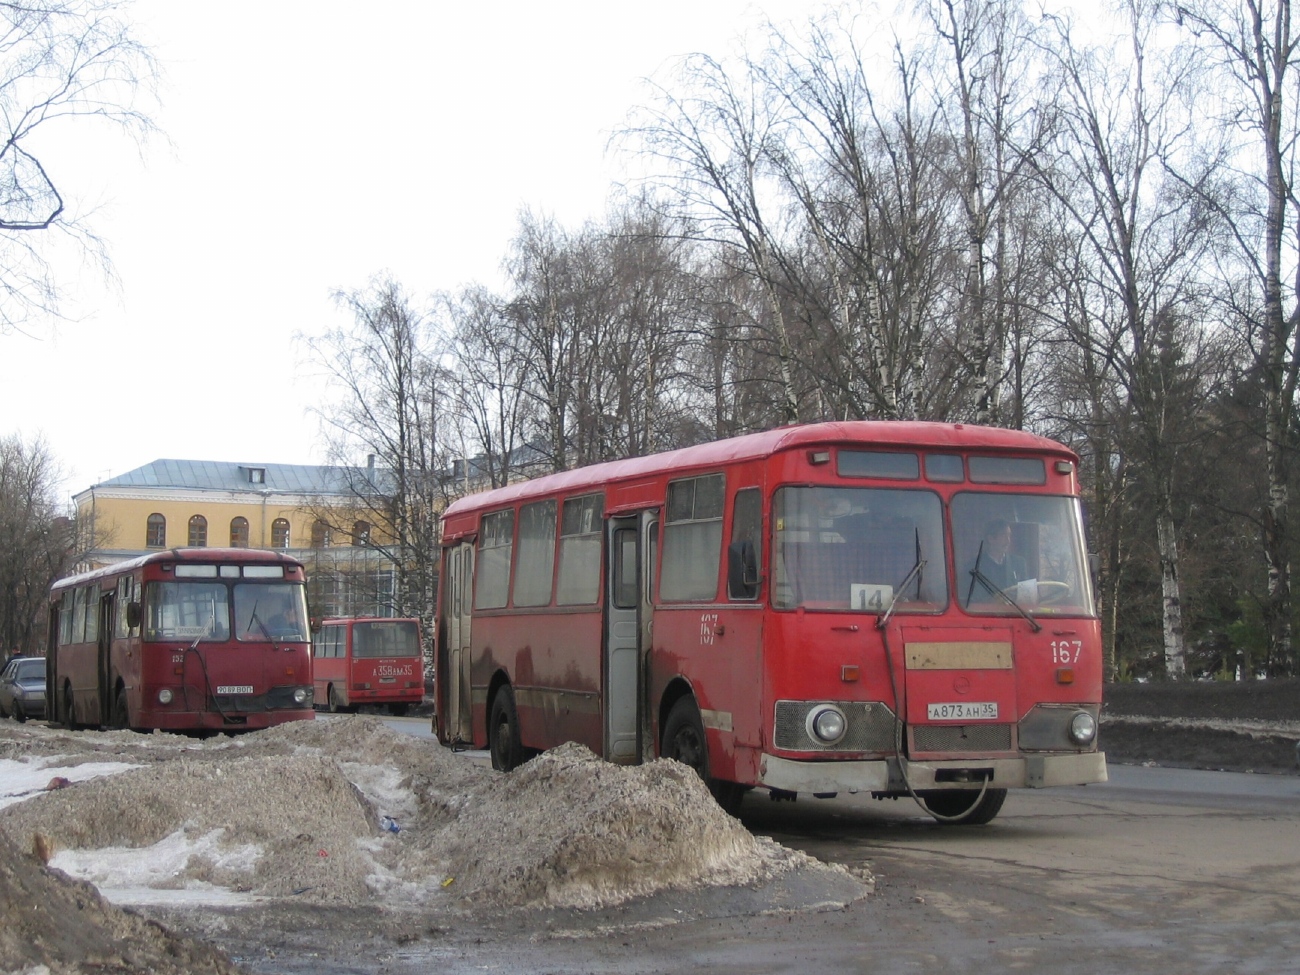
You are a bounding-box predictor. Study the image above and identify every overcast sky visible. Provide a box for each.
[1,1,830,498]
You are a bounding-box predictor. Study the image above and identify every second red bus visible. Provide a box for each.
[312,617,425,715]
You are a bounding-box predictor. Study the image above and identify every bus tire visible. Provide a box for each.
[61,683,79,731]
[662,697,745,815]
[327,685,346,714]
[111,687,130,731]
[488,685,524,772]
[919,787,1007,825]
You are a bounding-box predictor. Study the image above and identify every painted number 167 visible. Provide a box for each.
[1051,640,1083,664]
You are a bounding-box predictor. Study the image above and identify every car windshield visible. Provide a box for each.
[951,492,1096,617]
[772,486,948,611]
[12,659,43,682]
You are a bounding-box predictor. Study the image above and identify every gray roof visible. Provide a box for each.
[95,459,386,497]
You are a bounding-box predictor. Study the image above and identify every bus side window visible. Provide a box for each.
[728,487,762,601]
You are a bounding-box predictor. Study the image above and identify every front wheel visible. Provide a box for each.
[918,787,1007,825]
[111,687,130,731]
[660,697,745,814]
[61,683,79,731]
[327,685,346,714]
[488,685,524,772]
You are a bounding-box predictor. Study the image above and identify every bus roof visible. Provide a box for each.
[442,420,1077,524]
[50,547,306,594]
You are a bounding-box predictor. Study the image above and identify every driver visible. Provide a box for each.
[967,519,1027,601]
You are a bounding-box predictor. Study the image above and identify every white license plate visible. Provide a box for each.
[927,701,998,721]
[217,685,254,695]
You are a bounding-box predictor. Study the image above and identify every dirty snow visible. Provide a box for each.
[0,716,858,915]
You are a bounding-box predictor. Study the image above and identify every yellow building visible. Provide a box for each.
[73,459,399,618]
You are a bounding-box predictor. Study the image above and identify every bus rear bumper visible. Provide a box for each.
[758,751,1108,795]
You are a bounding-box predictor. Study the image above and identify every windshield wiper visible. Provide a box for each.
[966,557,1042,633]
[245,601,281,649]
[876,557,927,630]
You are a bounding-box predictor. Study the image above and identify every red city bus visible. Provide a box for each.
[435,421,1106,824]
[312,617,425,715]
[47,548,315,732]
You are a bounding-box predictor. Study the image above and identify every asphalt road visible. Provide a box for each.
[342,719,1300,975]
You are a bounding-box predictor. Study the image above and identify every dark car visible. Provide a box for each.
[0,656,46,722]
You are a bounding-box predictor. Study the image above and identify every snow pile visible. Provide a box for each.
[0,716,855,914]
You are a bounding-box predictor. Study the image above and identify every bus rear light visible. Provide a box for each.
[354,683,370,690]
[840,665,860,682]
[158,689,174,704]
[1068,711,1097,745]
[1056,667,1075,684]
[806,705,847,744]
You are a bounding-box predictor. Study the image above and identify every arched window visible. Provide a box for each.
[352,520,371,546]
[271,518,290,548]
[311,520,331,549]
[188,515,208,547]
[146,513,166,548]
[230,516,249,548]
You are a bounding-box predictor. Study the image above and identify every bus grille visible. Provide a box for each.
[911,724,1013,753]
[773,700,898,752]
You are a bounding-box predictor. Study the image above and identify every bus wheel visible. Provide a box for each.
[918,787,1007,825]
[488,685,524,772]
[662,697,745,815]
[111,688,130,731]
[61,683,79,731]
[327,686,346,714]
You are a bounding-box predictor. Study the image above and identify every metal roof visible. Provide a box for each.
[94,459,385,496]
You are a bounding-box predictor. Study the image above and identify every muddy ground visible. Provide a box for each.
[0,679,1295,975]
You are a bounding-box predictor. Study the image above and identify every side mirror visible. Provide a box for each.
[1088,553,1101,583]
[727,540,759,599]
[125,601,142,629]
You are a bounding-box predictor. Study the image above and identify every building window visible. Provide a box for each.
[352,520,371,546]
[146,513,166,548]
[188,515,208,548]
[311,519,331,549]
[230,516,250,548]
[271,518,290,548]
[248,467,265,484]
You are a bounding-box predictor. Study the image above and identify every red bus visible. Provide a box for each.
[312,617,425,715]
[47,548,315,732]
[435,421,1106,824]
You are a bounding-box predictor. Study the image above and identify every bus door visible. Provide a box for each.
[605,513,652,764]
[445,541,474,744]
[97,591,115,725]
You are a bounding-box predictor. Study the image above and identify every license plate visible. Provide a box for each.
[217,685,254,695]
[927,701,998,720]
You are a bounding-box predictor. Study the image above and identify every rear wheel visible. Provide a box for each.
[61,683,79,731]
[661,696,746,814]
[327,685,346,714]
[488,685,524,772]
[918,787,1007,825]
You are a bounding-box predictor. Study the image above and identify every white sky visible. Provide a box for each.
[0,0,821,500]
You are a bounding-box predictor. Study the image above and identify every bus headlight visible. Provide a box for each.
[292,687,309,705]
[806,705,847,745]
[1068,710,1097,745]
[158,688,173,704]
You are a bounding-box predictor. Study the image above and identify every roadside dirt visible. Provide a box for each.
[0,678,1294,975]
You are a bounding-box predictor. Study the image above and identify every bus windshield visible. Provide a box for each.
[952,492,1095,617]
[773,486,947,611]
[234,583,310,642]
[352,620,421,658]
[144,582,231,641]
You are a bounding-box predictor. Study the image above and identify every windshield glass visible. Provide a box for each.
[773,486,947,611]
[144,582,231,641]
[234,583,310,642]
[352,620,421,658]
[12,659,44,682]
[952,492,1095,616]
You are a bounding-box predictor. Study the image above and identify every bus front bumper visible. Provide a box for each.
[759,751,1108,795]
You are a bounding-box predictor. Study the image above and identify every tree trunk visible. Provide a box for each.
[1156,502,1185,677]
